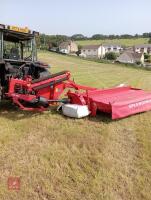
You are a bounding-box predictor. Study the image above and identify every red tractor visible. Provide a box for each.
[0,24,52,106]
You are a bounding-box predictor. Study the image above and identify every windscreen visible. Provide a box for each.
[4,41,20,60]
[3,39,33,61]
[22,40,32,61]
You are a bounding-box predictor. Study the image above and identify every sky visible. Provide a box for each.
[0,0,151,36]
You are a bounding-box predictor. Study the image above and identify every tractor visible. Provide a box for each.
[0,24,83,110]
[0,24,50,102]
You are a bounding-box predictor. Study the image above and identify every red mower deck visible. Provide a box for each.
[67,86,151,119]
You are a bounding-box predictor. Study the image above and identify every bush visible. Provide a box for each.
[147,56,151,63]
[144,53,150,59]
[136,61,141,65]
[105,52,118,60]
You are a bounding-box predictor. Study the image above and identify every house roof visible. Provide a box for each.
[131,52,143,60]
[81,44,101,50]
[118,52,143,61]
[134,44,151,48]
[59,40,75,47]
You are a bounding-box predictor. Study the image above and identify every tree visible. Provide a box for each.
[120,34,133,39]
[134,34,139,38]
[105,52,118,60]
[146,55,151,63]
[108,34,116,39]
[39,34,70,50]
[143,33,149,38]
[76,45,82,56]
[71,34,86,40]
[91,34,106,40]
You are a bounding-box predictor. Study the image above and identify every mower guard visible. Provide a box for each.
[67,86,151,119]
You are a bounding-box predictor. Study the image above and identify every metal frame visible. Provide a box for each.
[0,31,3,60]
[31,37,37,62]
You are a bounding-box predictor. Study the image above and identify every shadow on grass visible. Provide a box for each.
[88,112,114,124]
[56,108,116,124]
[0,101,123,123]
[0,101,45,121]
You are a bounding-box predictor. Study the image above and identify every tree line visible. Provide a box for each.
[71,33,151,40]
[38,32,151,49]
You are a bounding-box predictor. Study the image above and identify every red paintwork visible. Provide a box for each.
[6,71,95,111]
[67,86,151,119]
[6,70,151,119]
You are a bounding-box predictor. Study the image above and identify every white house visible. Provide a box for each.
[103,44,123,53]
[80,45,105,58]
[80,44,123,59]
[59,40,78,54]
[134,44,151,54]
[117,52,144,64]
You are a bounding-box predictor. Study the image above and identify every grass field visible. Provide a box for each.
[76,38,149,47]
[0,51,151,200]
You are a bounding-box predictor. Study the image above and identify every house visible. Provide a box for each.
[59,40,78,54]
[80,45,105,58]
[134,44,151,54]
[103,44,123,53]
[117,52,144,64]
[80,44,123,59]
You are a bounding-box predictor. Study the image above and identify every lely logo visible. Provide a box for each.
[8,177,20,191]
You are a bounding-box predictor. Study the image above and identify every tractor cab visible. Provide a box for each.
[0,25,37,62]
[0,24,50,98]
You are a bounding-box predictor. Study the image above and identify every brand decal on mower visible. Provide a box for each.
[128,99,151,109]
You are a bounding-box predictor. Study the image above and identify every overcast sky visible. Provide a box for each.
[1,0,151,36]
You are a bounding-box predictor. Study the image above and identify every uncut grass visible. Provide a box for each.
[76,38,149,47]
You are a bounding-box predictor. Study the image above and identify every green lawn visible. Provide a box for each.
[76,38,149,47]
[0,51,151,200]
